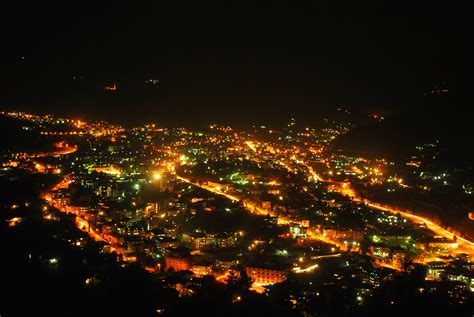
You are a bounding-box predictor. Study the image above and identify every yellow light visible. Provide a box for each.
[153,172,162,180]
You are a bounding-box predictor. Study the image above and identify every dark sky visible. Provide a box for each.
[0,1,462,127]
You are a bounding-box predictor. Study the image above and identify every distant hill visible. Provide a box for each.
[0,116,55,154]
[334,114,430,160]
[334,93,473,167]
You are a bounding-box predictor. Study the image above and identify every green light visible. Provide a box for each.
[372,235,381,243]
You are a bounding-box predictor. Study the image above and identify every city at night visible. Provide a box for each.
[0,2,470,317]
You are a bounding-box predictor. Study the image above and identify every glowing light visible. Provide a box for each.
[49,258,58,264]
[153,172,162,180]
[293,263,319,273]
[90,165,121,176]
[245,141,257,152]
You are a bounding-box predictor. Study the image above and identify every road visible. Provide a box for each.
[33,142,77,158]
[36,141,132,261]
[326,179,474,257]
[287,156,474,256]
[175,174,277,217]
[246,149,474,259]
[363,200,474,252]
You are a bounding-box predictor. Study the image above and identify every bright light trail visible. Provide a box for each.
[293,263,319,273]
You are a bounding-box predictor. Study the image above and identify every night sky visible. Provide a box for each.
[0,1,461,127]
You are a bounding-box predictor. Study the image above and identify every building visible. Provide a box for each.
[245,265,288,285]
[391,249,407,270]
[290,225,307,239]
[370,246,392,266]
[165,256,191,272]
[191,262,213,277]
[370,245,406,269]
[426,261,446,280]
[182,231,216,249]
[262,201,272,210]
[323,228,364,242]
[443,268,474,292]
[215,232,239,248]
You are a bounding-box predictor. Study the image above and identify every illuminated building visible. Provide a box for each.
[191,263,213,277]
[290,225,307,239]
[391,250,407,270]
[370,246,407,269]
[426,261,446,280]
[182,232,216,249]
[245,266,287,285]
[370,246,391,266]
[215,256,239,271]
[159,237,180,249]
[165,256,191,272]
[443,268,474,292]
[215,232,240,248]
[261,201,272,210]
[323,228,364,242]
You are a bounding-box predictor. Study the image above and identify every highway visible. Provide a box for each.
[178,141,474,264]
[175,174,277,217]
[265,152,474,258]
[285,156,474,255]
[364,200,474,251]
[33,142,77,158]
[325,179,474,257]
[36,142,132,261]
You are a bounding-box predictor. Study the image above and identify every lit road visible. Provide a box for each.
[175,174,277,217]
[175,175,240,202]
[245,141,257,153]
[27,133,135,260]
[363,200,474,251]
[43,173,130,261]
[76,216,106,242]
[177,138,474,269]
[33,142,77,158]
[311,253,341,260]
[293,263,319,273]
[176,173,350,256]
[286,155,474,256]
[247,149,474,259]
[306,231,348,251]
[46,186,131,260]
[330,180,474,257]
